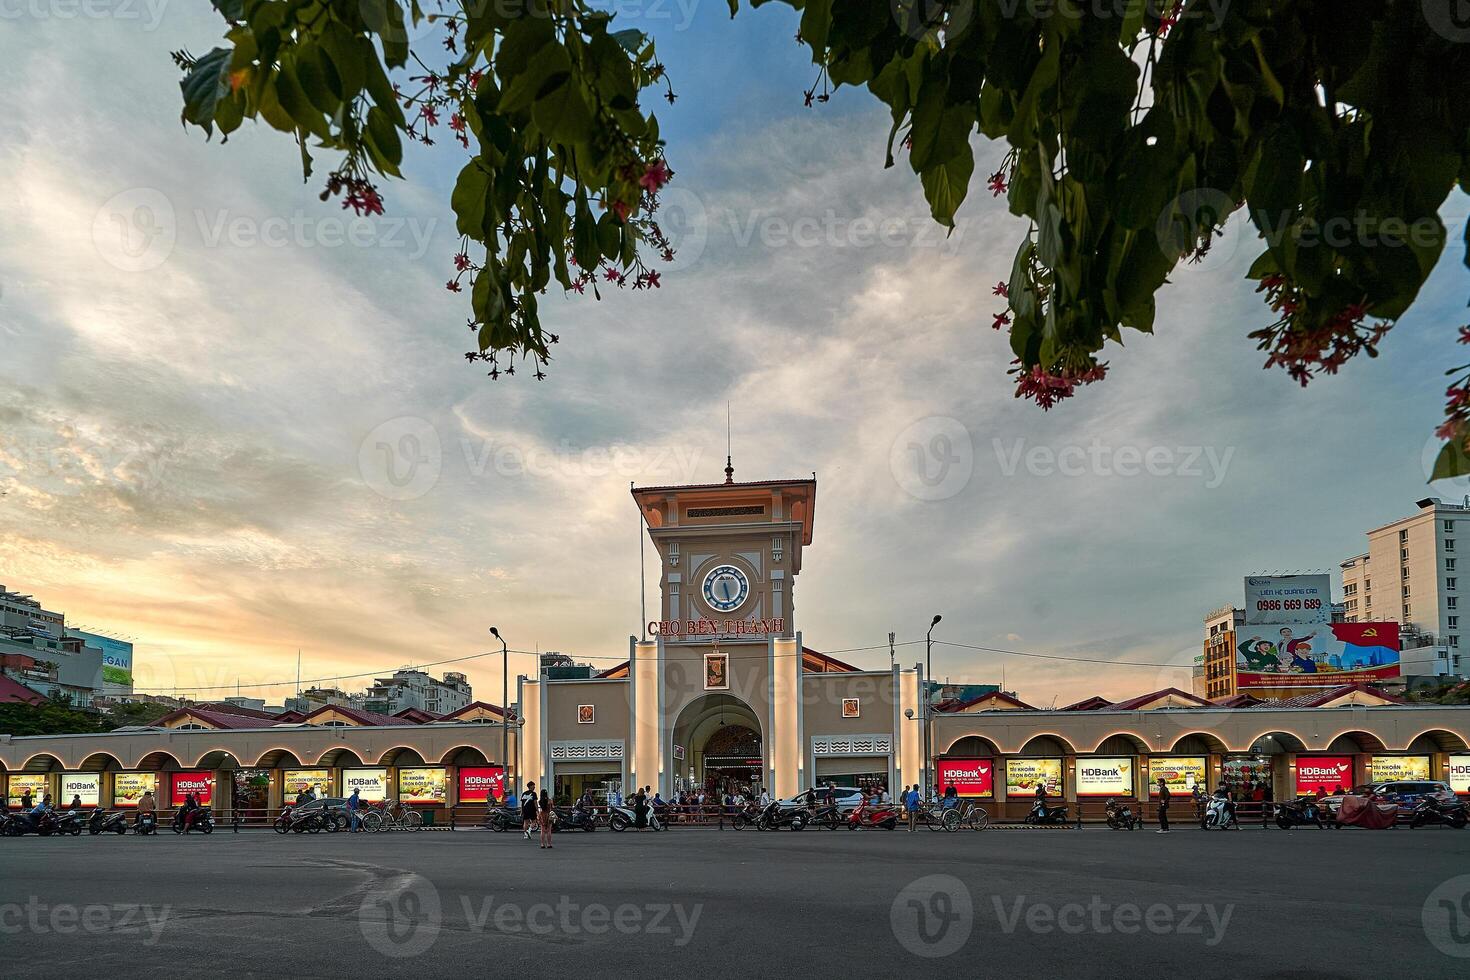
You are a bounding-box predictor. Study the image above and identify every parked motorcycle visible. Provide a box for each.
[809,803,844,830]
[3,809,62,836]
[1104,798,1140,830]
[54,810,86,836]
[846,799,899,830]
[607,802,664,832]
[728,800,763,830]
[274,805,335,834]
[1410,796,1468,829]
[173,806,215,834]
[1274,798,1328,830]
[133,811,159,835]
[1025,800,1070,825]
[89,809,130,835]
[553,806,598,832]
[754,800,807,831]
[1200,796,1239,831]
[481,805,518,832]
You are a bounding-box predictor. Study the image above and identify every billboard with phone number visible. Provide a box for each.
[61,773,101,808]
[170,771,215,807]
[1149,757,1206,797]
[1450,756,1470,795]
[1005,758,1061,797]
[457,767,505,804]
[283,769,334,801]
[1296,756,1354,796]
[343,769,389,803]
[936,759,993,797]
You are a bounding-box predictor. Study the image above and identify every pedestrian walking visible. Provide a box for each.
[522,781,538,840]
[1156,778,1171,834]
[538,789,553,849]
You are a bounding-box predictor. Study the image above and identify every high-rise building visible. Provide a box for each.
[1340,497,1466,678]
[361,669,472,716]
[1198,605,1244,700]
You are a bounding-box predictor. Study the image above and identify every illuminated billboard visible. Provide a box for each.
[113,772,158,808]
[1296,756,1354,795]
[457,767,505,804]
[1077,758,1134,797]
[398,768,447,805]
[283,769,334,801]
[1236,621,1400,689]
[1368,755,1431,784]
[936,759,993,797]
[1449,755,1470,795]
[1149,757,1206,796]
[343,769,389,802]
[7,774,51,809]
[1005,758,1061,797]
[170,772,215,807]
[61,773,101,808]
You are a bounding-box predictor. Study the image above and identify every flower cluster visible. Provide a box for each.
[1010,360,1109,410]
[1438,327,1470,450]
[1250,274,1390,387]
[320,170,384,216]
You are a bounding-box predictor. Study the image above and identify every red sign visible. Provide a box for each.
[936,759,993,797]
[170,771,215,808]
[1295,756,1354,796]
[457,767,505,804]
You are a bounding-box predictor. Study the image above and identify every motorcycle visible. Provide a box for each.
[1025,800,1070,825]
[1410,796,1468,829]
[131,811,159,835]
[1200,796,1239,831]
[273,805,335,834]
[1274,798,1328,830]
[173,806,215,834]
[809,802,844,830]
[846,798,900,830]
[481,805,519,832]
[54,810,86,836]
[1104,798,1140,830]
[728,800,763,830]
[553,806,598,832]
[607,801,664,832]
[89,809,130,835]
[755,800,807,831]
[4,809,63,836]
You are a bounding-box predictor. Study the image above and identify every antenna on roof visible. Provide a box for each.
[724,402,734,484]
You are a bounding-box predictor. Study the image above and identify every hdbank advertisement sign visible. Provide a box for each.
[398,768,447,804]
[1449,756,1470,795]
[1244,575,1331,626]
[936,759,993,797]
[457,767,505,804]
[61,773,101,808]
[1077,758,1134,797]
[1296,756,1354,795]
[344,768,389,802]
[170,772,215,807]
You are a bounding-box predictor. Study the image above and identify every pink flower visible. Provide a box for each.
[639,160,671,193]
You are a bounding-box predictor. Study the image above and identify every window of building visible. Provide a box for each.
[1450,635,1460,648]
[1449,558,1458,571]
[1401,529,1409,541]
[1450,616,1459,630]
[1402,547,1410,561]
[1449,578,1458,591]
[1364,578,1371,590]
[1402,566,1411,579]
[1448,539,1457,552]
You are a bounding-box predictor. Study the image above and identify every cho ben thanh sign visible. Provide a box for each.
[649,618,786,637]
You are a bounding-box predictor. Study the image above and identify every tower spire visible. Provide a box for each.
[724,401,734,484]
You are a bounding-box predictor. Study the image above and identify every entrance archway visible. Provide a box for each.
[670,694,764,796]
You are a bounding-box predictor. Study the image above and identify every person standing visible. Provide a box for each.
[1156,777,1171,834]
[521,781,538,840]
[905,784,920,832]
[20,789,32,811]
[347,788,362,833]
[538,788,553,849]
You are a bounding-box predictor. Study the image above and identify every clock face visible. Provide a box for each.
[702,564,750,613]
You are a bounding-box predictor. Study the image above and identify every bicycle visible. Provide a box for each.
[914,801,963,832]
[957,799,990,831]
[367,799,422,832]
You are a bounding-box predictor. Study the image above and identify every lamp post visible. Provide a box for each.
[489,627,510,798]
[925,614,941,799]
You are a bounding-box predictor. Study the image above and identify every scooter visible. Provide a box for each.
[1025,799,1070,825]
[1410,796,1468,829]
[729,800,763,830]
[133,811,159,835]
[274,805,334,834]
[1104,798,1140,830]
[809,802,844,830]
[1274,798,1328,830]
[89,809,130,835]
[482,805,519,832]
[173,806,215,834]
[846,798,900,830]
[607,802,664,832]
[1200,796,1239,830]
[3,809,62,836]
[553,806,598,832]
[754,800,807,831]
[54,810,86,836]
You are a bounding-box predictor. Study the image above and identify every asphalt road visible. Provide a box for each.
[3,823,1469,978]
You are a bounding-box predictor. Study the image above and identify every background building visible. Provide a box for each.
[361,669,472,716]
[1198,605,1244,700]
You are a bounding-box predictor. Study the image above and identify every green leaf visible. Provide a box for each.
[499,42,571,114]
[179,47,232,135]
[920,148,973,230]
[532,76,594,146]
[799,0,833,61]
[1431,440,1470,481]
[366,105,404,174]
[451,159,492,241]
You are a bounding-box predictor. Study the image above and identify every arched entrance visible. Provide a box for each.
[670,693,764,797]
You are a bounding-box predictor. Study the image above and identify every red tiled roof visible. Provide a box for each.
[1242,684,1403,709]
[439,701,506,721]
[156,707,270,730]
[936,690,1037,712]
[0,674,46,705]
[394,707,443,723]
[273,710,307,723]
[194,701,282,720]
[1212,694,1264,708]
[301,704,411,727]
[1059,696,1113,711]
[1106,688,1215,711]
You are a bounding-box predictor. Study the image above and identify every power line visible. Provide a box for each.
[934,639,1191,670]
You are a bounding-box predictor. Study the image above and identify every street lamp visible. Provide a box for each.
[489,627,510,798]
[925,614,941,800]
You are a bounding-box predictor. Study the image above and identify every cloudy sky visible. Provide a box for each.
[0,4,1466,708]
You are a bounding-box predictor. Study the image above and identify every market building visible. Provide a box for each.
[3,475,1470,816]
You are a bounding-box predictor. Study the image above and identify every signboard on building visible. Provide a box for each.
[343,768,389,802]
[283,769,334,801]
[1449,755,1470,795]
[1235,621,1400,689]
[1148,757,1206,796]
[936,759,993,797]
[113,772,158,808]
[398,768,447,804]
[1077,758,1134,797]
[1368,755,1431,784]
[1244,575,1332,626]
[66,629,134,694]
[170,772,215,807]
[1296,756,1354,796]
[1004,758,1061,797]
[457,767,505,804]
[61,773,101,808]
[7,773,51,809]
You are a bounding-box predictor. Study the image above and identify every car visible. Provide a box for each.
[1368,781,1457,808]
[777,786,865,813]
